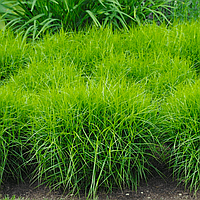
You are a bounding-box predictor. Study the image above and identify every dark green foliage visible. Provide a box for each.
[0,0,184,39]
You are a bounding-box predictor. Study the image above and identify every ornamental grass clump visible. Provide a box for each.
[26,81,160,197]
[159,80,200,193]
[0,85,34,184]
[0,65,161,197]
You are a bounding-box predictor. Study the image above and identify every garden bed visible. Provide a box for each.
[1,20,200,199]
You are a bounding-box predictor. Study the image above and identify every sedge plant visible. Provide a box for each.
[1,21,200,197]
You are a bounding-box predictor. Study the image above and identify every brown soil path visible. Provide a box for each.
[1,175,199,200]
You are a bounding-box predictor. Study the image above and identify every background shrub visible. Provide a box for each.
[1,0,196,39]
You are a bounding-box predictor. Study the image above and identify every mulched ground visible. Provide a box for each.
[1,173,199,200]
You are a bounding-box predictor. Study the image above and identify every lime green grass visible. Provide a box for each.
[1,21,200,197]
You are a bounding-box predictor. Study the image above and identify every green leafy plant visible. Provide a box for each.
[173,0,199,22]
[0,0,189,39]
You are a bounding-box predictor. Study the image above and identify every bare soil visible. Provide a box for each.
[1,173,200,200]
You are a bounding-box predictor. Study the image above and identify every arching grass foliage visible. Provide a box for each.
[1,21,200,197]
[1,0,199,40]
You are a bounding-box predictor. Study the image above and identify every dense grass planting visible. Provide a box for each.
[1,20,200,198]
